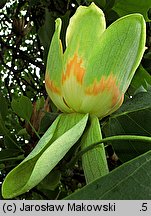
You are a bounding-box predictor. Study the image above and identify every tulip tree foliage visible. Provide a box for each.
[1,1,151,200]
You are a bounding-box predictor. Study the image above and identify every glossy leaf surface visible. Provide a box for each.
[66,150,151,200]
[103,91,151,162]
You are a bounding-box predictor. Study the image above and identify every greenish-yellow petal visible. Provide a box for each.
[64,2,106,64]
[45,18,63,90]
[45,18,73,113]
[45,73,72,113]
[62,53,86,112]
[84,13,146,94]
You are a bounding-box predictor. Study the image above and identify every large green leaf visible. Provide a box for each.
[102,91,151,162]
[11,96,33,121]
[2,113,88,198]
[128,65,151,95]
[113,0,151,21]
[65,150,151,200]
[81,115,108,183]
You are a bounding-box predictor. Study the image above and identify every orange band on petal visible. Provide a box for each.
[85,77,105,95]
[45,72,61,95]
[86,75,119,95]
[86,74,122,107]
[62,54,85,84]
[86,75,118,94]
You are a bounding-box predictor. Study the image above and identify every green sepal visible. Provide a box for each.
[2,113,88,198]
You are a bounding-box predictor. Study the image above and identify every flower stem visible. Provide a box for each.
[80,116,109,184]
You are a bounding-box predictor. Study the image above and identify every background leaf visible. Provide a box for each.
[11,96,33,121]
[39,112,59,134]
[0,149,23,162]
[128,65,151,95]
[103,91,151,162]
[112,0,151,21]
[65,150,151,200]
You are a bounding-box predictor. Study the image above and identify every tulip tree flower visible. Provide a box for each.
[45,3,146,119]
[2,3,146,198]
